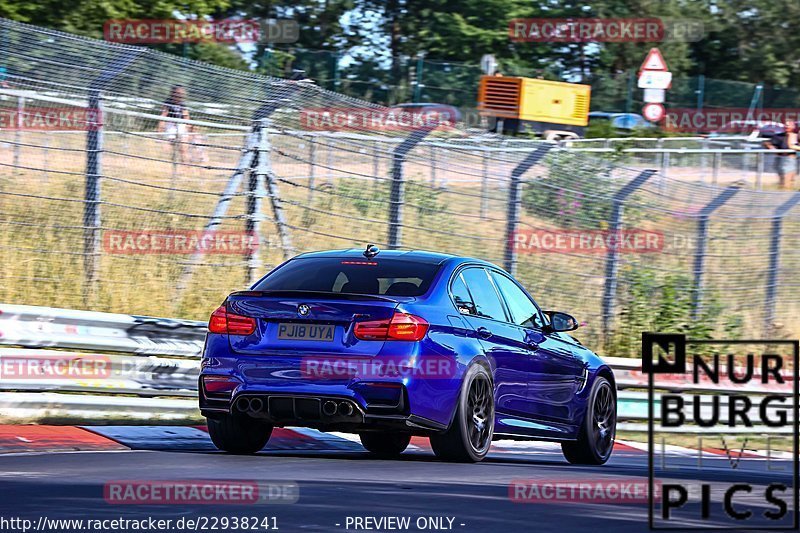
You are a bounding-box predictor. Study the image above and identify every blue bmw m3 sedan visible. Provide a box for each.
[199,246,617,464]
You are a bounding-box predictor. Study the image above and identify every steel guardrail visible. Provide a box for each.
[0,304,791,432]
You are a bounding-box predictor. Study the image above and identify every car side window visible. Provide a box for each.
[490,271,544,329]
[450,273,477,315]
[460,268,507,322]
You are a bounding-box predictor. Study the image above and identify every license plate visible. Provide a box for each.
[277,323,335,341]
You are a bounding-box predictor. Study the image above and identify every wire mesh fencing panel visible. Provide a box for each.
[563,137,799,189]
[1,18,799,354]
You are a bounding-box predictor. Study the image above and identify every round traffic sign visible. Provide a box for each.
[642,103,665,123]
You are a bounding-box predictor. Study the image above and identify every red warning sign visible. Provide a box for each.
[639,48,668,72]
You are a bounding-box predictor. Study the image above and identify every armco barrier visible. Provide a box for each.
[0,303,206,356]
[0,304,792,432]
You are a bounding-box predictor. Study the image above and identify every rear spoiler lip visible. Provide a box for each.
[228,290,414,303]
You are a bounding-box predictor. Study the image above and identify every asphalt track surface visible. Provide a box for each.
[0,429,795,533]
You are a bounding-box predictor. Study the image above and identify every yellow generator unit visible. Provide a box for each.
[477,75,591,137]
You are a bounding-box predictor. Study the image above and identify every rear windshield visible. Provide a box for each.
[253,258,440,297]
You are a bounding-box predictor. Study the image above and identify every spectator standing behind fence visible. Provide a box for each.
[765,120,800,189]
[158,85,191,163]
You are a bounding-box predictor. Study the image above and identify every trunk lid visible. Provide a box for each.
[226,290,403,357]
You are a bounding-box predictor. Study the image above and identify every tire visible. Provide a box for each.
[430,364,494,463]
[359,432,411,457]
[561,376,616,465]
[207,414,273,455]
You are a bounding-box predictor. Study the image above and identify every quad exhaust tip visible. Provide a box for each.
[249,397,264,412]
[235,396,251,413]
[338,401,355,417]
[322,400,338,416]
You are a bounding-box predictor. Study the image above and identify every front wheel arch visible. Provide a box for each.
[596,366,617,395]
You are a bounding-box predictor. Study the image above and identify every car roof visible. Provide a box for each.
[293,248,498,268]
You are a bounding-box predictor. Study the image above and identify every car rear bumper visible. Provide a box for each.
[200,387,447,433]
[200,336,465,429]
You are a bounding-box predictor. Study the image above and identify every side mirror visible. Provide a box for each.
[544,311,579,332]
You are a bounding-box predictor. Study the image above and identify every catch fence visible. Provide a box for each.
[1,18,800,352]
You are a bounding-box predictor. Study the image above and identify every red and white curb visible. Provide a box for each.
[0,425,127,453]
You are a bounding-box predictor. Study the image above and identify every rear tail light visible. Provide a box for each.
[354,312,429,341]
[208,304,256,335]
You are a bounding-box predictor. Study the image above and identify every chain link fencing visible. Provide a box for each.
[1,18,799,356]
[561,136,800,189]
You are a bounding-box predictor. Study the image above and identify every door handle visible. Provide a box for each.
[476,327,493,339]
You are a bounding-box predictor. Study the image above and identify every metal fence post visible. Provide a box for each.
[245,122,268,285]
[388,128,433,248]
[696,74,705,110]
[307,137,316,204]
[372,140,380,193]
[601,169,657,335]
[712,152,721,185]
[170,136,179,197]
[657,138,666,192]
[764,192,800,334]
[43,134,50,181]
[83,91,104,306]
[503,145,553,275]
[430,144,437,186]
[756,151,764,190]
[625,69,634,113]
[261,120,294,261]
[480,149,489,220]
[325,138,333,186]
[742,144,749,179]
[700,138,709,177]
[691,185,740,319]
[81,48,144,306]
[13,95,23,176]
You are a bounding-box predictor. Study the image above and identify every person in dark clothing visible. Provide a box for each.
[766,120,800,189]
